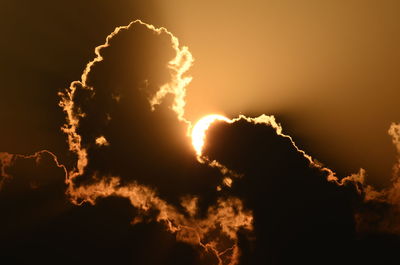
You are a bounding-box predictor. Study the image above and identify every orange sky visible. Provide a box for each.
[155,0,400,186]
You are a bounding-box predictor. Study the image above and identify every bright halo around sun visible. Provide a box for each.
[191,114,231,156]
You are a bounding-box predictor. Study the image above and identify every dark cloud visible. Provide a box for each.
[0,0,161,160]
[203,118,400,264]
[1,3,400,264]
[1,20,253,265]
[61,21,230,213]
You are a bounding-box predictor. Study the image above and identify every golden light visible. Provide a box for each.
[191,114,231,156]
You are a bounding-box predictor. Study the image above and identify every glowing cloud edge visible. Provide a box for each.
[191,114,231,156]
[0,18,400,265]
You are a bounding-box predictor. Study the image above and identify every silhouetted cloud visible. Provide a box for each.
[1,17,400,265]
[201,116,400,264]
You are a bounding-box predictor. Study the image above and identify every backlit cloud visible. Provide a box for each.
[1,18,400,265]
[57,19,252,265]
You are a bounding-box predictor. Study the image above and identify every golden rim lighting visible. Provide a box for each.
[191,114,231,156]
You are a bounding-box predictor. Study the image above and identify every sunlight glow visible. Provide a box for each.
[191,114,231,156]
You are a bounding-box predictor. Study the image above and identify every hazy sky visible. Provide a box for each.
[155,0,400,186]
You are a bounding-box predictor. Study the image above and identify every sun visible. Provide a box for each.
[191,114,231,156]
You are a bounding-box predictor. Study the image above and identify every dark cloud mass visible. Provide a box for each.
[1,20,253,265]
[205,120,356,264]
[203,119,400,264]
[1,2,400,265]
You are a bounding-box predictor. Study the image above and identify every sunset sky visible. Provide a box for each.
[1,1,400,265]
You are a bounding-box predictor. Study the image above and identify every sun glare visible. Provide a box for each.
[191,114,231,156]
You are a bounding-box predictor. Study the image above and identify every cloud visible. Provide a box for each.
[1,18,400,265]
[0,150,67,189]
[355,123,400,236]
[58,20,251,265]
[201,115,400,264]
[95,136,109,146]
[201,117,358,263]
[1,19,252,265]
[0,152,15,188]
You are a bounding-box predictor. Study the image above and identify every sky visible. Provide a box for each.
[1,1,400,265]
[156,0,400,186]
